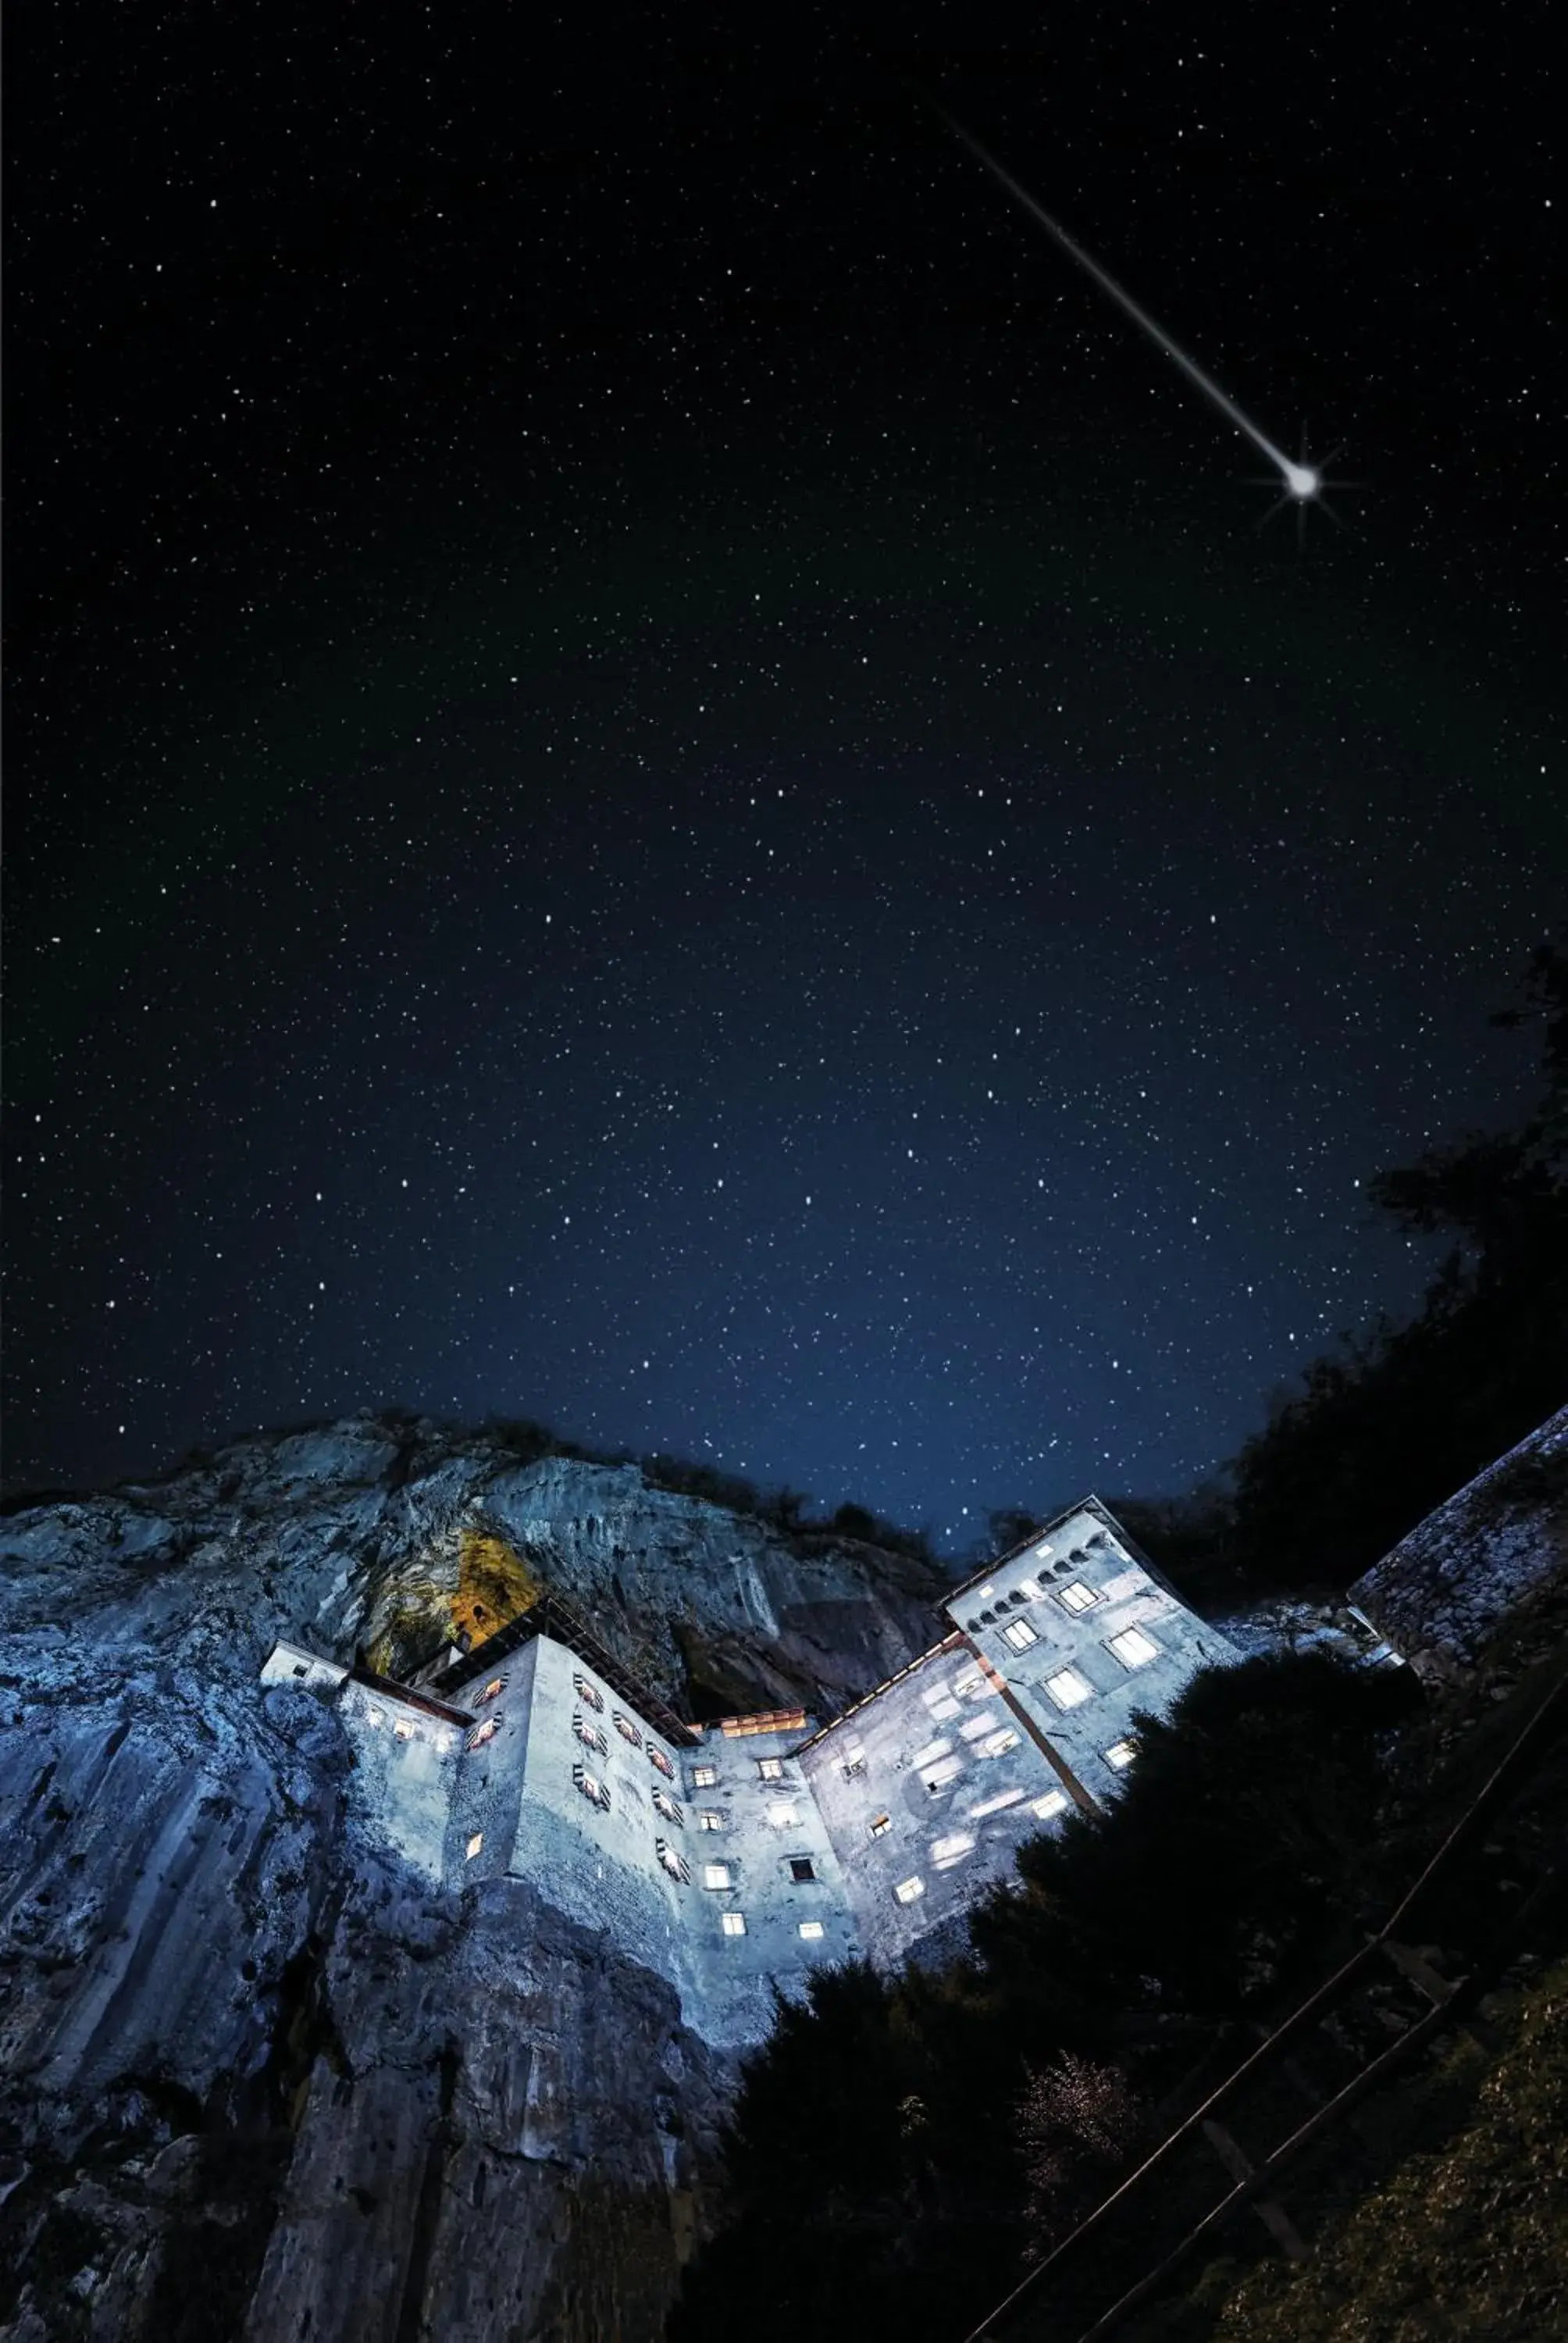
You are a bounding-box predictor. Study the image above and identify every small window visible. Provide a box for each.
[842,1756,868,1781]
[480,1676,507,1703]
[979,1728,1019,1758]
[868,1813,892,1838]
[1033,1788,1070,1820]
[574,1674,604,1712]
[757,1756,785,1781]
[721,1911,747,1938]
[954,1667,985,1698]
[648,1746,675,1781]
[698,1810,725,1831]
[1045,1667,1092,1710]
[923,1756,964,1791]
[653,1787,686,1828]
[798,1920,825,1940]
[1057,1582,1097,1614]
[789,1856,816,1883]
[657,1838,692,1885]
[1107,1626,1160,1670]
[767,1801,799,1828]
[894,1875,925,1906]
[292,1662,309,1678]
[572,1763,611,1812]
[1104,1739,1137,1771]
[692,1763,718,1788]
[1032,1542,1054,1562]
[573,1714,607,1756]
[465,1831,484,1860]
[931,1831,975,1865]
[1000,1617,1039,1652]
[703,1862,732,1890]
[394,1718,415,1741]
[465,1717,498,1750]
[1017,1578,1046,1603]
[365,1706,384,1726]
[614,1712,643,1747]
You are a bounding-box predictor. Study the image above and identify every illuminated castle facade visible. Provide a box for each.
[262,1497,1237,2045]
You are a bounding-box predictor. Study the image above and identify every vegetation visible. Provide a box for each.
[668,1650,1418,2343]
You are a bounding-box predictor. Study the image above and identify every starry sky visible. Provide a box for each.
[5,2,1560,1542]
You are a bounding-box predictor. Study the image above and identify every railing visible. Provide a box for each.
[963,1660,1568,2343]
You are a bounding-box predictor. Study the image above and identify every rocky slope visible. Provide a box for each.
[0,1414,947,2342]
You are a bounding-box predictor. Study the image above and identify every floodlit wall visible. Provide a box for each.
[943,1504,1238,1806]
[680,1718,859,2042]
[337,1674,464,1880]
[800,1639,1071,1965]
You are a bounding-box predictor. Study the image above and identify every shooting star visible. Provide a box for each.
[935,106,1327,512]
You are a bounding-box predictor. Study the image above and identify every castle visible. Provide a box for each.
[262,1496,1238,2045]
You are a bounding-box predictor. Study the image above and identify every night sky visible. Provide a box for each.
[5,3,1560,1542]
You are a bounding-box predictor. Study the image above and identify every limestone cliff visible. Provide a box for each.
[0,1414,946,2342]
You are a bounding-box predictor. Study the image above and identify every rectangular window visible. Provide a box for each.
[465,1831,484,1860]
[480,1676,507,1702]
[466,1717,498,1750]
[614,1712,643,1747]
[1057,1582,1097,1614]
[394,1718,415,1741]
[1000,1617,1039,1652]
[703,1862,732,1891]
[1032,1542,1055,1561]
[292,1662,309,1678]
[698,1810,725,1831]
[648,1746,675,1780]
[721,1911,747,1937]
[1033,1788,1071,1820]
[572,1763,611,1812]
[657,1838,692,1885]
[789,1856,816,1883]
[979,1728,1019,1758]
[1045,1667,1092,1710]
[894,1876,925,1905]
[922,1756,964,1791]
[842,1756,867,1781]
[573,1674,604,1712]
[954,1667,986,1699]
[798,1920,825,1940]
[931,1831,975,1866]
[1107,1627,1160,1670]
[868,1813,892,1838]
[1104,1739,1137,1771]
[757,1756,785,1781]
[692,1763,718,1788]
[767,1801,800,1828]
[652,1788,685,1828]
[573,1714,607,1756]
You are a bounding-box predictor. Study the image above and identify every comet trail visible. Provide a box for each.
[936,108,1320,503]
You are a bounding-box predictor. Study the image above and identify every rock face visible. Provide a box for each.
[0,1416,946,2342]
[1348,1406,1568,1682]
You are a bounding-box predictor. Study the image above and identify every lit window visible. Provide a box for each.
[479,1677,506,1703]
[465,1831,484,1859]
[798,1920,825,1940]
[954,1668,985,1698]
[931,1831,975,1866]
[1057,1582,1097,1614]
[698,1810,725,1831]
[923,1756,964,1790]
[1033,1788,1070,1820]
[572,1763,611,1811]
[913,1738,952,1769]
[1000,1617,1039,1652]
[868,1813,892,1838]
[614,1712,643,1747]
[968,1786,1025,1818]
[789,1856,816,1883]
[394,1718,415,1740]
[573,1674,604,1712]
[757,1756,785,1781]
[721,1911,747,1937]
[693,1763,718,1788]
[979,1728,1019,1758]
[648,1746,675,1780]
[465,1717,498,1750]
[703,1862,732,1890]
[657,1838,692,1885]
[1045,1667,1092,1710]
[767,1801,799,1828]
[1033,1542,1054,1561]
[1104,1739,1137,1771]
[1107,1627,1160,1670]
[975,1582,996,1601]
[652,1788,685,1828]
[1017,1579,1046,1603]
[573,1714,607,1756]
[894,1876,925,1905]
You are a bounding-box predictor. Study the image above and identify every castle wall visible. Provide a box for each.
[943,1505,1238,1806]
[338,1674,464,1880]
[799,1639,1073,1966]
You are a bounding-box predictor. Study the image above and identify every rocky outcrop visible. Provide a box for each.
[1348,1407,1568,1683]
[0,1415,943,2341]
